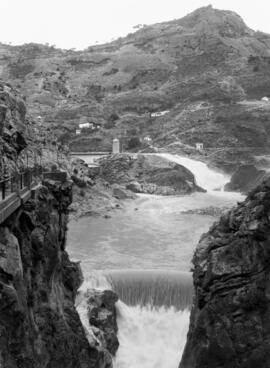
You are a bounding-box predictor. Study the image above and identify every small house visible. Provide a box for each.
[196,143,204,151]
[75,129,81,135]
[143,136,153,145]
[261,96,270,102]
[79,122,92,129]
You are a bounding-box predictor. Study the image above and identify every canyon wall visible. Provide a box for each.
[0,80,112,368]
[0,179,112,368]
[180,179,270,368]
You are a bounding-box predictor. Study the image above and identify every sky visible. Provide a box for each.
[0,0,270,50]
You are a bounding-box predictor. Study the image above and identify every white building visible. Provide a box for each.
[113,138,120,154]
[79,122,93,129]
[151,110,170,118]
[143,136,153,145]
[196,143,204,151]
[75,129,81,135]
[261,96,270,102]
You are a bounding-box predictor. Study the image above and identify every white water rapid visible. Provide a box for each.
[68,153,244,368]
[157,153,230,191]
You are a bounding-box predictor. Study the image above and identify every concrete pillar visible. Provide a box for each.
[113,138,120,154]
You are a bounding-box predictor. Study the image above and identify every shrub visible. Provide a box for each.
[127,136,141,149]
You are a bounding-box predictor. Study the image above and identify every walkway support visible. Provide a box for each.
[0,167,42,224]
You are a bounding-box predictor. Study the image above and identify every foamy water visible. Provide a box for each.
[68,153,244,368]
[76,270,191,368]
[115,302,189,368]
[157,153,230,190]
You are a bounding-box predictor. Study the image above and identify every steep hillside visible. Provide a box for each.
[2,6,270,170]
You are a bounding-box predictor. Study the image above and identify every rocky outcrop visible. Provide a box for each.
[0,179,109,368]
[0,80,27,171]
[98,154,205,195]
[180,178,270,368]
[87,289,119,356]
[224,164,269,194]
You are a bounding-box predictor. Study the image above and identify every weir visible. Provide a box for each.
[82,270,193,311]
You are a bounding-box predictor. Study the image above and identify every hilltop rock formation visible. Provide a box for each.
[2,7,270,169]
[98,153,205,195]
[180,178,270,368]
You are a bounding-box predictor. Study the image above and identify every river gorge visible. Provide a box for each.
[67,153,244,368]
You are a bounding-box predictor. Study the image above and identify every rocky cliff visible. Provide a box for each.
[0,80,28,171]
[0,179,113,368]
[1,6,270,170]
[0,80,113,367]
[180,178,270,368]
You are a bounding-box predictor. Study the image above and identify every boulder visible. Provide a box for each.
[112,184,137,199]
[224,164,269,194]
[87,289,119,356]
[126,181,143,193]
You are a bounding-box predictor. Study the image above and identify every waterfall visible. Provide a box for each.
[157,153,229,191]
[115,301,189,368]
[81,270,193,310]
[106,269,193,310]
[77,270,192,368]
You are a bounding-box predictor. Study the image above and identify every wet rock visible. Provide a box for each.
[112,184,137,200]
[126,181,143,193]
[180,177,270,368]
[224,164,269,194]
[86,289,119,356]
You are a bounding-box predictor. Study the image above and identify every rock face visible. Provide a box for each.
[180,178,270,368]
[99,153,205,195]
[0,180,108,368]
[224,164,269,194]
[0,80,27,171]
[87,289,119,356]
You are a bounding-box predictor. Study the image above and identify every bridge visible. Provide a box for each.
[70,151,110,156]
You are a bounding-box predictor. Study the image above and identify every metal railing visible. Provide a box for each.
[0,166,43,202]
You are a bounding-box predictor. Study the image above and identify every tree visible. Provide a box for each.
[127,137,141,150]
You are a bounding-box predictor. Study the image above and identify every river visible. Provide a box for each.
[67,153,244,368]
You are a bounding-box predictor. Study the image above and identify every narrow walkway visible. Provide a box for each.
[0,169,67,224]
[0,170,38,224]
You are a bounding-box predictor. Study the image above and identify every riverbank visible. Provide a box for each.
[68,152,209,220]
[69,178,137,220]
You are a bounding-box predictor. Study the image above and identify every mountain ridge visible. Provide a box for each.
[1,6,270,172]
